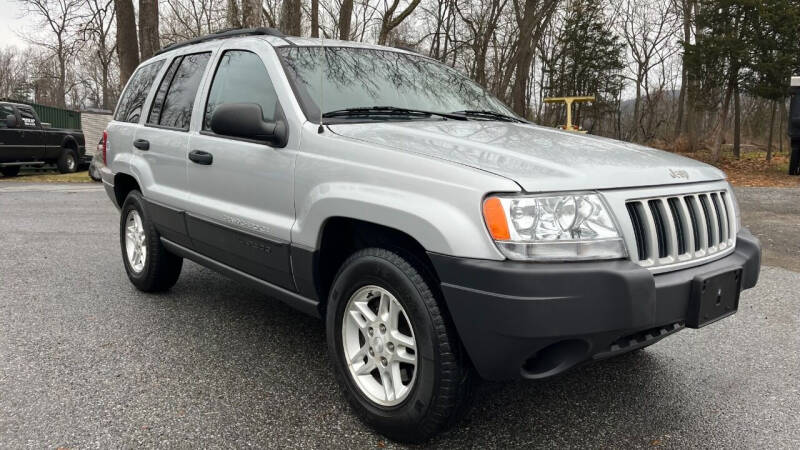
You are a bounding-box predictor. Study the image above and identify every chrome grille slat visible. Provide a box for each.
[626,189,736,270]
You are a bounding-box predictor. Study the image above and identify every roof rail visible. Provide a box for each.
[154,27,286,56]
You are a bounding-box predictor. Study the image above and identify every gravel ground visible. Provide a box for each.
[735,187,800,273]
[0,184,798,448]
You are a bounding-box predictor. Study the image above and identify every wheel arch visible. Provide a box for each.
[301,216,441,317]
[113,172,141,207]
[61,135,78,152]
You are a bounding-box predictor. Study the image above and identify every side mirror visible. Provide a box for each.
[210,103,287,148]
[5,114,17,128]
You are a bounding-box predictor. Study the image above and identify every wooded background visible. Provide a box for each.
[2,0,799,162]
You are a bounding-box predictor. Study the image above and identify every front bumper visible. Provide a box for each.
[429,229,761,381]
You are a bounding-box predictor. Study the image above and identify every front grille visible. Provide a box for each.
[626,190,736,268]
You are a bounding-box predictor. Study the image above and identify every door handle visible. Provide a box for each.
[188,150,213,165]
[133,139,150,150]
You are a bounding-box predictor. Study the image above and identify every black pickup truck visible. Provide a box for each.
[0,101,86,177]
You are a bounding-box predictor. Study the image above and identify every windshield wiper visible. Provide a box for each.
[322,106,467,121]
[449,110,525,123]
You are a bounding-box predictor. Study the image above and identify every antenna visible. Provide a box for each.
[317,30,325,134]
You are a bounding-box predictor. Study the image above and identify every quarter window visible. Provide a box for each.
[204,50,280,131]
[154,52,211,130]
[114,60,165,123]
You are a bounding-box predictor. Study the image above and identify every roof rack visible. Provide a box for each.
[154,27,286,56]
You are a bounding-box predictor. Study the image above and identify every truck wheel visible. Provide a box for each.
[1,166,21,177]
[57,148,78,173]
[326,248,472,443]
[120,190,183,292]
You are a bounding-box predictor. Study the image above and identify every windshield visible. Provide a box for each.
[277,46,517,122]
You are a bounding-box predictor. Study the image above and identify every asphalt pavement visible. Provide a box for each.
[1,184,798,448]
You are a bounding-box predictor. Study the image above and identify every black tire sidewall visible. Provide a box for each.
[119,191,154,285]
[58,148,77,173]
[326,251,441,437]
[1,166,21,177]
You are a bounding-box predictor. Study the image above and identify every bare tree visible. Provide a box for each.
[616,0,680,142]
[19,0,86,107]
[82,0,116,109]
[378,0,424,45]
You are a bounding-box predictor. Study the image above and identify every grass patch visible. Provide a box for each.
[0,169,94,183]
[672,148,800,188]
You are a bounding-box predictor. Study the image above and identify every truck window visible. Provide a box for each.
[203,50,280,131]
[18,107,38,128]
[0,104,14,128]
[115,59,166,124]
[154,52,211,130]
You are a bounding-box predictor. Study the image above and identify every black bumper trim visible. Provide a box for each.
[428,229,761,381]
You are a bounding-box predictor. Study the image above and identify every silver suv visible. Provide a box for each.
[100,28,761,442]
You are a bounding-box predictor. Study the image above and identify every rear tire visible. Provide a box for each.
[120,190,183,292]
[57,148,78,173]
[1,166,21,177]
[326,247,472,443]
[88,163,101,181]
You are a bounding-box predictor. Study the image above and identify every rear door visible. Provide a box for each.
[136,51,213,247]
[184,43,298,290]
[108,58,167,177]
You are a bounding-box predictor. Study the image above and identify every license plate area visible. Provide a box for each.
[687,267,742,328]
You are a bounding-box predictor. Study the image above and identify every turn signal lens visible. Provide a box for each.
[483,197,510,240]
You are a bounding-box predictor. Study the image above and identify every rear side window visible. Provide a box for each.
[150,52,211,130]
[0,104,14,128]
[203,50,280,130]
[115,60,165,123]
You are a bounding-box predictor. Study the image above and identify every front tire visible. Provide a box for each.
[1,166,21,177]
[120,190,183,292]
[326,248,472,443]
[57,148,78,173]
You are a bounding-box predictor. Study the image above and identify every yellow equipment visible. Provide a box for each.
[543,96,595,133]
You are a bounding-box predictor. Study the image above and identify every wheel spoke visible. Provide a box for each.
[379,368,395,401]
[355,359,376,376]
[352,300,377,323]
[349,345,369,365]
[390,362,405,395]
[394,349,416,365]
[377,292,390,321]
[391,330,415,351]
[387,297,401,330]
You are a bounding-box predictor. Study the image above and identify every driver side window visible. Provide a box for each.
[203,50,281,131]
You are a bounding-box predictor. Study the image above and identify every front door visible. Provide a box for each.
[16,106,45,160]
[185,45,298,290]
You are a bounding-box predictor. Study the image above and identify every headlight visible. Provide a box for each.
[482,193,627,261]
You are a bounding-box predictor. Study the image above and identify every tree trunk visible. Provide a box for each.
[138,0,159,60]
[242,0,263,28]
[311,0,319,37]
[279,0,301,35]
[339,0,353,40]
[767,100,776,162]
[227,0,242,28]
[675,65,687,138]
[632,78,642,142]
[712,76,734,162]
[114,0,140,88]
[733,80,741,159]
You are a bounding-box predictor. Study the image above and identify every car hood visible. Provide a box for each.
[328,120,725,192]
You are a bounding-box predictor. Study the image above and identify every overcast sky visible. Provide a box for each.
[0,0,34,49]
